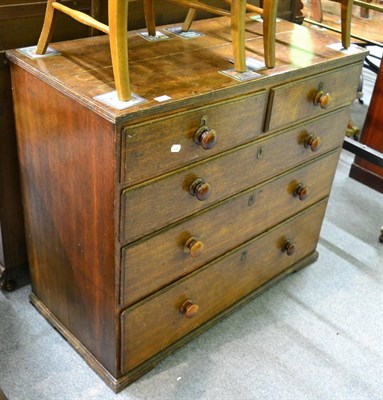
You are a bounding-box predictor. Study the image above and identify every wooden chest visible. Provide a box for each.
[7,17,366,392]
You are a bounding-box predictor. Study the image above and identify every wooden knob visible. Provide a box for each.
[282,240,296,256]
[304,134,322,152]
[195,126,217,150]
[195,115,217,150]
[190,178,212,201]
[313,90,331,109]
[184,237,204,258]
[180,300,199,318]
[293,183,309,201]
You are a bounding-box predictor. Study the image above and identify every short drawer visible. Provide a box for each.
[120,150,340,307]
[120,108,349,243]
[121,200,327,373]
[266,63,362,132]
[121,91,267,186]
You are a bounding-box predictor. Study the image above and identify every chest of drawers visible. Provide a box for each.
[7,17,366,392]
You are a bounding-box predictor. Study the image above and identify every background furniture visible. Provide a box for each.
[305,0,383,46]
[349,61,383,193]
[8,17,366,391]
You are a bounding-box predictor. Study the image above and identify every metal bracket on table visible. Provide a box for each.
[343,137,383,168]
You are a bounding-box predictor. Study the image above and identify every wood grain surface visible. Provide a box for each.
[121,107,349,243]
[11,63,118,375]
[121,200,328,372]
[120,149,340,307]
[121,90,267,186]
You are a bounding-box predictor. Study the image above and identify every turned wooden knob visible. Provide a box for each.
[313,90,332,109]
[184,237,204,258]
[195,115,217,150]
[304,134,322,152]
[282,240,296,256]
[293,183,309,201]
[180,300,199,318]
[195,126,217,150]
[190,178,212,201]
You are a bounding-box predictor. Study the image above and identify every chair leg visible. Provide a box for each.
[182,8,198,31]
[341,0,353,48]
[231,0,247,72]
[311,0,324,23]
[262,0,278,68]
[143,0,156,36]
[36,0,57,54]
[109,0,131,101]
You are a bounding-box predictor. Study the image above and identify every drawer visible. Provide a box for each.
[121,91,267,186]
[121,200,327,373]
[120,150,340,307]
[120,108,349,243]
[266,63,362,132]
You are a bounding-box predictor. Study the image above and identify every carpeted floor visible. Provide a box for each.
[1,66,382,400]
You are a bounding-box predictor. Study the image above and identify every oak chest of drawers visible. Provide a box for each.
[8,17,366,392]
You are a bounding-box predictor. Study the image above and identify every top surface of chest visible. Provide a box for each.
[7,17,367,125]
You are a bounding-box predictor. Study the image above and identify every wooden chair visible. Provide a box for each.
[335,0,383,48]
[35,0,154,102]
[35,0,249,101]
[35,1,277,102]
[145,0,279,69]
[143,0,247,72]
[330,0,353,48]
[310,0,352,48]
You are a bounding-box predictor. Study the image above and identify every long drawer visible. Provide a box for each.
[120,150,340,307]
[120,108,349,243]
[266,63,362,132]
[121,200,327,373]
[121,91,267,186]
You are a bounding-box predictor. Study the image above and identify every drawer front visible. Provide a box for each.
[121,150,340,307]
[121,108,348,243]
[121,91,267,186]
[266,63,362,132]
[121,200,327,373]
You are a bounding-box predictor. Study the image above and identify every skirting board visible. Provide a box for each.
[349,162,383,194]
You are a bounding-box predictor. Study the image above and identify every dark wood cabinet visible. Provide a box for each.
[8,17,366,391]
[349,62,383,193]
